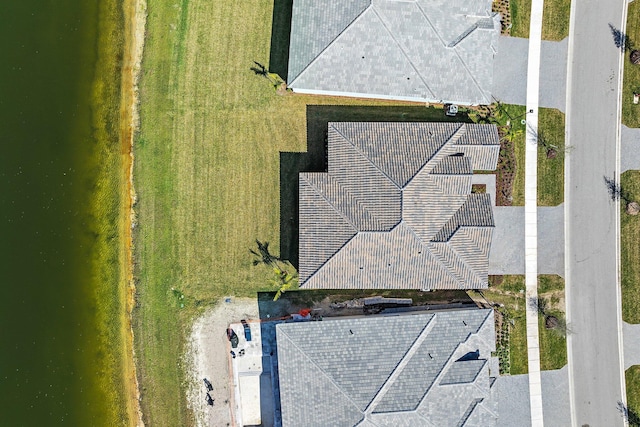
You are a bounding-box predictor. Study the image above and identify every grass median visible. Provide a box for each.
[621,171,640,324]
[623,0,640,128]
[509,0,569,40]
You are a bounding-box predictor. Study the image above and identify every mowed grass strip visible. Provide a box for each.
[623,0,640,127]
[134,0,469,424]
[538,108,565,206]
[510,0,569,40]
[621,171,640,324]
[627,365,640,422]
[537,275,567,370]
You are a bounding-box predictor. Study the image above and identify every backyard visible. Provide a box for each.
[134,0,479,424]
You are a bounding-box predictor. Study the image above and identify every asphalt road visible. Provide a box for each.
[564,0,627,424]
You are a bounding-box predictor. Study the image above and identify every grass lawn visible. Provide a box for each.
[537,275,567,370]
[482,276,529,374]
[627,365,640,424]
[623,0,640,127]
[621,171,640,324]
[480,275,567,374]
[134,0,473,424]
[538,108,565,206]
[510,0,569,40]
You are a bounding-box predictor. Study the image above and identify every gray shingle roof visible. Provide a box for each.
[288,0,500,105]
[276,309,498,427]
[299,122,500,290]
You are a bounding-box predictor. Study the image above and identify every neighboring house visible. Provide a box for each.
[287,0,500,105]
[276,309,499,427]
[298,122,500,290]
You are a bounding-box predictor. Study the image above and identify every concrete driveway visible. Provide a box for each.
[489,206,564,276]
[621,124,640,172]
[493,36,568,112]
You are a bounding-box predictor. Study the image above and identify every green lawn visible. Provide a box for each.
[481,275,566,374]
[627,366,640,425]
[510,0,569,40]
[538,275,567,370]
[623,0,640,127]
[621,171,640,324]
[538,108,565,206]
[482,276,529,374]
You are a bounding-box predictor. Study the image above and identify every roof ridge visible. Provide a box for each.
[450,39,490,102]
[413,1,449,48]
[364,315,437,414]
[290,4,373,86]
[369,5,437,99]
[300,173,359,231]
[414,0,489,101]
[278,328,365,415]
[329,123,402,191]
[397,221,463,287]
[402,124,465,187]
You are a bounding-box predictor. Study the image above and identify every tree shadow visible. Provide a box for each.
[268,0,293,81]
[609,23,633,52]
[279,104,472,267]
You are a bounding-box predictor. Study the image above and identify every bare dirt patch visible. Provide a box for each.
[185,298,259,427]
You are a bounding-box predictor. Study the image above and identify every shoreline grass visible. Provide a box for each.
[80,0,134,424]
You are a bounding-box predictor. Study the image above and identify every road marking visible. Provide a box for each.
[563,0,578,422]
[615,0,629,421]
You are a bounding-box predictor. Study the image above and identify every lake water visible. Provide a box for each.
[0,0,126,424]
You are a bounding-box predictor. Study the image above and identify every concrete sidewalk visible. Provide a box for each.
[524,0,545,423]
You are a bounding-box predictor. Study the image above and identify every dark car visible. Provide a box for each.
[205,393,214,406]
[227,328,239,348]
[240,319,252,342]
[203,378,213,391]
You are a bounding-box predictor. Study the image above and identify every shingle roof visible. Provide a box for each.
[276,309,498,427]
[298,122,500,290]
[288,0,500,105]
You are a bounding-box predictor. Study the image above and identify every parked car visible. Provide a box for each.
[203,378,213,391]
[205,393,214,406]
[240,319,252,342]
[227,328,239,348]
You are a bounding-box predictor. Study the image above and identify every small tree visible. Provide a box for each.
[250,240,298,301]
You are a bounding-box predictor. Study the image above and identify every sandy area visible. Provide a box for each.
[121,0,147,424]
[186,298,260,427]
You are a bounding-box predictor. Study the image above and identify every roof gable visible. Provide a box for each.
[299,122,500,290]
[288,0,371,82]
[288,0,500,104]
[276,310,498,427]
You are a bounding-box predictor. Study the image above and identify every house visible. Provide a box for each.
[287,0,501,105]
[298,122,500,290]
[276,309,499,427]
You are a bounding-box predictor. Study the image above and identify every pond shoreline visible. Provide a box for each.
[120,0,147,424]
